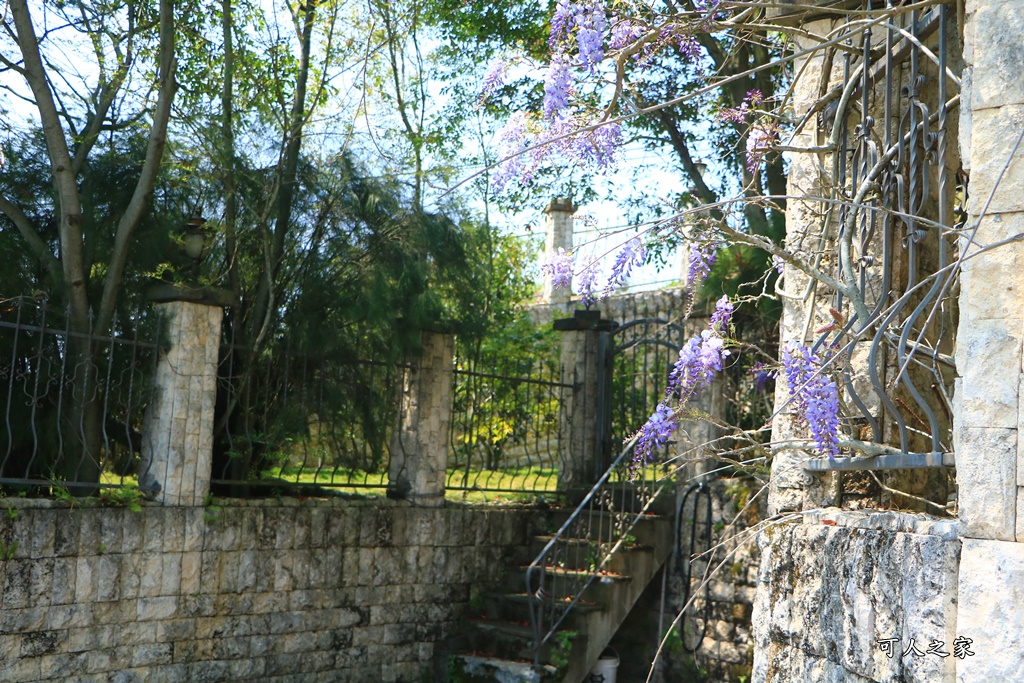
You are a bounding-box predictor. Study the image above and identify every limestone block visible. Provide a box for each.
[754,520,960,683]
[968,0,1024,111]
[954,427,1017,540]
[959,233,1024,322]
[953,320,1021,429]
[1017,486,1024,542]
[960,67,974,170]
[966,105,1024,217]
[957,539,1024,681]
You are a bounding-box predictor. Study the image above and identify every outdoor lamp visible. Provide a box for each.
[183,208,209,263]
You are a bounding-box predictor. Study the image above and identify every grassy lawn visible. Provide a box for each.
[19,463,669,507]
[263,465,561,504]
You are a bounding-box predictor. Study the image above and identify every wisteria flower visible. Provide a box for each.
[783,343,840,458]
[710,295,733,334]
[544,55,573,120]
[746,124,776,173]
[479,58,508,105]
[576,254,601,308]
[752,363,776,393]
[491,112,534,191]
[575,0,607,74]
[550,0,575,49]
[687,241,717,289]
[609,18,644,51]
[604,237,646,295]
[634,297,735,464]
[635,403,677,462]
[541,247,574,290]
[667,330,729,401]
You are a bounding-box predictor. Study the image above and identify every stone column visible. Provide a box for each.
[765,18,841,516]
[139,300,223,506]
[954,2,1024,679]
[554,310,614,496]
[388,331,454,506]
[542,198,576,305]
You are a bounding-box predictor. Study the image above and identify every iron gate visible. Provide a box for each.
[597,309,690,472]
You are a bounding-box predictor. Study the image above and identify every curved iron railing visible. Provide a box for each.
[524,433,666,667]
[802,4,960,471]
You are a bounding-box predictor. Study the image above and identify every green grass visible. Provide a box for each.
[27,462,667,507]
[263,464,560,503]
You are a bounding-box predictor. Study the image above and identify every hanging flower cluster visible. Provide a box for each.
[717,90,780,173]
[479,58,509,106]
[541,247,574,290]
[542,238,648,307]
[634,295,733,462]
[687,241,717,290]
[782,343,841,459]
[604,237,647,296]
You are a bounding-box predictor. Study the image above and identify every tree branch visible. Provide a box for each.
[96,0,178,333]
[9,0,89,331]
[0,194,63,286]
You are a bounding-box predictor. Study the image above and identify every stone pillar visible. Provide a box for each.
[542,198,576,305]
[139,300,223,506]
[388,332,454,506]
[766,17,841,516]
[554,310,614,495]
[954,2,1024,679]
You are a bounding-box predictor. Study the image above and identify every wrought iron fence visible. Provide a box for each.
[802,4,960,472]
[0,296,156,492]
[213,334,402,494]
[447,351,569,498]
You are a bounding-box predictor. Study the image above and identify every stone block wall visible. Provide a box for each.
[0,498,544,682]
[685,478,765,682]
[752,511,961,683]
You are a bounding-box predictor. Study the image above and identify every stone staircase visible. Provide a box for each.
[450,509,673,683]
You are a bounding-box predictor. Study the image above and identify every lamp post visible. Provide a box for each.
[183,208,210,279]
[183,210,207,259]
[140,209,234,505]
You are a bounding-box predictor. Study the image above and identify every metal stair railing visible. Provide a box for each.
[525,434,667,668]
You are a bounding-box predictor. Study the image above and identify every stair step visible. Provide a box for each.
[479,591,604,627]
[528,537,657,573]
[462,617,588,667]
[542,511,668,547]
[452,654,556,683]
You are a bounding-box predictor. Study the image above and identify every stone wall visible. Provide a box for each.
[0,497,543,682]
[685,477,764,682]
[752,511,960,683]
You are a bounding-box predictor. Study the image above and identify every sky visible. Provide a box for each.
[0,1,702,302]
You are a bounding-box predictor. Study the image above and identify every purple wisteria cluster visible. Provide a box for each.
[576,255,601,307]
[541,247,574,290]
[604,237,646,296]
[634,403,677,463]
[745,124,778,173]
[687,240,717,289]
[490,114,622,191]
[542,237,648,308]
[717,90,778,172]
[635,295,733,462]
[479,58,508,106]
[486,0,630,190]
[782,343,841,459]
